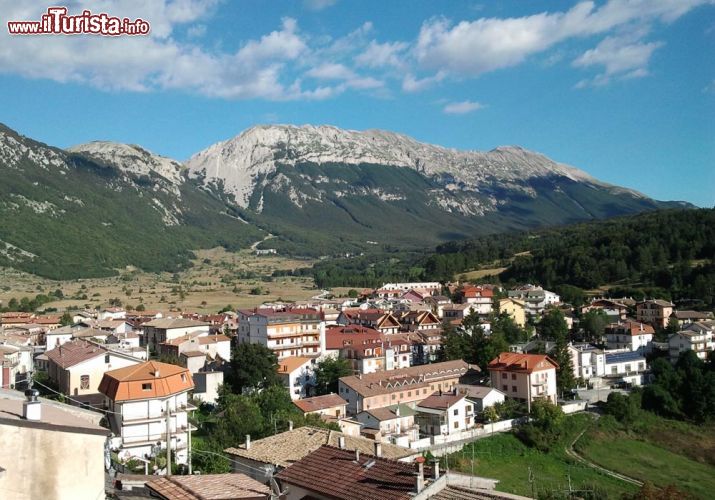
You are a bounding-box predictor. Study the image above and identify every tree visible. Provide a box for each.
[529,398,564,432]
[491,313,528,344]
[604,391,640,425]
[438,323,472,362]
[581,309,609,342]
[59,312,73,327]
[537,310,569,341]
[347,289,358,298]
[314,357,352,395]
[212,392,265,446]
[229,343,280,393]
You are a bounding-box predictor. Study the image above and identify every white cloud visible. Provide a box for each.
[306,63,383,91]
[303,0,338,11]
[412,0,710,84]
[573,34,664,87]
[402,71,446,92]
[355,40,409,69]
[443,100,484,114]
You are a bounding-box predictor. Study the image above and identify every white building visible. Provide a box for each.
[415,391,474,436]
[668,327,714,362]
[457,385,505,413]
[605,321,654,352]
[604,351,647,386]
[99,361,196,465]
[508,285,560,317]
[568,344,606,381]
[278,356,318,400]
[143,318,210,351]
[238,308,325,360]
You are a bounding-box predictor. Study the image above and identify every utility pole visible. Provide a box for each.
[188,415,193,475]
[166,407,172,476]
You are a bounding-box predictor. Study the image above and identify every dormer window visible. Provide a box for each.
[142,383,152,391]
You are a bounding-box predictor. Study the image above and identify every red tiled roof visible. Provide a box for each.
[607,321,655,336]
[45,339,108,369]
[488,352,559,374]
[198,334,230,345]
[417,391,465,410]
[293,393,347,413]
[146,473,269,500]
[276,445,427,500]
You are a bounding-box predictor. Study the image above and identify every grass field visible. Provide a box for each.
[0,247,352,313]
[575,414,715,499]
[446,414,638,498]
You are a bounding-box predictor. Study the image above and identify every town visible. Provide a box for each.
[1,279,712,499]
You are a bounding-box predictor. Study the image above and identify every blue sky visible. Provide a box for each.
[0,0,713,206]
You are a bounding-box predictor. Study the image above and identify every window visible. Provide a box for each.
[453,421,459,429]
[104,354,110,363]
[502,384,508,391]
[407,391,412,397]
[512,386,517,392]
[501,373,507,379]
[511,373,516,380]
[453,408,458,416]
[80,375,90,390]
[142,383,152,391]
[181,374,187,382]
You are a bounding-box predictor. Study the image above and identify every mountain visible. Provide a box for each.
[0,122,691,279]
[186,125,689,255]
[0,124,262,279]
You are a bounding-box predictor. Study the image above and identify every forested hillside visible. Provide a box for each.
[310,209,715,309]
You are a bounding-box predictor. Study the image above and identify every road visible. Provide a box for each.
[250,233,274,251]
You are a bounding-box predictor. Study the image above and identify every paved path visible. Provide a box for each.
[565,426,644,487]
[250,233,274,251]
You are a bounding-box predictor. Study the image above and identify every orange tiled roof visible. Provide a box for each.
[98,360,193,402]
[277,356,314,374]
[293,393,347,413]
[488,352,558,374]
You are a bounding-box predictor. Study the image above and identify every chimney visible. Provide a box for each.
[414,456,425,493]
[288,420,294,431]
[433,460,440,479]
[374,441,382,458]
[154,369,160,378]
[395,405,400,417]
[23,389,41,421]
[338,436,346,449]
[355,449,360,462]
[245,435,251,450]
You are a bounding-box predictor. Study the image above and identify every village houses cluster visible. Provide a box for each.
[0,280,713,499]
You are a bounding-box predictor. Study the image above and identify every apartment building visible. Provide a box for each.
[237,308,325,359]
[605,321,654,352]
[636,299,674,329]
[668,328,714,362]
[142,318,210,351]
[488,352,558,411]
[338,360,473,415]
[99,361,195,465]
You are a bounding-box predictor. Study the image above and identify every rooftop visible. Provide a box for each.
[146,473,269,500]
[293,393,347,413]
[98,360,194,402]
[417,391,466,410]
[145,318,210,329]
[605,351,646,364]
[45,339,108,369]
[276,445,429,500]
[339,360,473,398]
[224,426,414,467]
[488,353,559,374]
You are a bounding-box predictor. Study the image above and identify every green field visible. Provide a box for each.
[446,414,638,498]
[575,414,715,499]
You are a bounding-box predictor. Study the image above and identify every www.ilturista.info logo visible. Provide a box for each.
[7,6,150,36]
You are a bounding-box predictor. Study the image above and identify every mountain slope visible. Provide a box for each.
[186,125,689,255]
[0,124,262,279]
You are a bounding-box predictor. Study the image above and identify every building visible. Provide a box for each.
[415,391,474,436]
[293,393,348,418]
[143,318,210,351]
[224,426,416,483]
[456,385,505,413]
[581,299,629,322]
[568,344,606,382]
[337,309,401,335]
[275,445,437,500]
[507,285,560,317]
[338,360,473,415]
[0,343,32,390]
[99,361,195,465]
[605,321,654,352]
[277,356,318,400]
[668,329,714,362]
[145,473,270,500]
[355,403,419,447]
[488,353,558,411]
[237,308,325,359]
[672,310,712,328]
[636,299,674,329]
[604,351,647,386]
[499,298,527,327]
[45,339,142,404]
[398,311,441,332]
[0,389,108,500]
[461,286,493,315]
